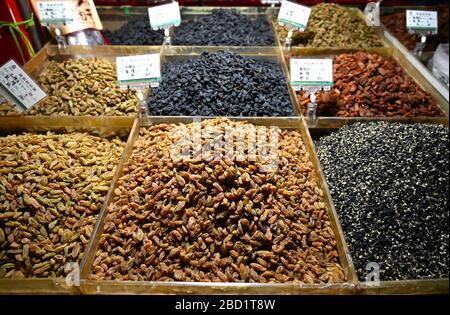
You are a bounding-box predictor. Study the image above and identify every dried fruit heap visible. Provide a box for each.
[277,3,383,48]
[91,118,344,283]
[148,51,293,116]
[316,122,449,280]
[296,52,441,117]
[381,13,419,51]
[104,16,164,45]
[29,58,138,116]
[173,9,274,46]
[0,102,18,117]
[0,132,124,278]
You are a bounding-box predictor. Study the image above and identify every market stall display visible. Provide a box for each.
[172,9,274,46]
[30,58,138,116]
[89,118,344,283]
[0,45,162,118]
[98,7,275,47]
[148,51,294,116]
[0,58,138,117]
[295,52,442,117]
[0,1,449,295]
[315,122,449,281]
[0,131,125,278]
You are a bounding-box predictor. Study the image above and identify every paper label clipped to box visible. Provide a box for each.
[116,54,161,89]
[290,58,333,91]
[36,0,76,26]
[0,60,47,112]
[148,1,181,30]
[278,1,311,31]
[406,10,438,34]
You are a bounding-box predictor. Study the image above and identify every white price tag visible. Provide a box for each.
[36,0,76,26]
[0,60,47,112]
[148,1,181,30]
[277,1,311,31]
[406,10,438,34]
[364,2,381,27]
[116,54,161,88]
[290,58,333,91]
[261,0,281,5]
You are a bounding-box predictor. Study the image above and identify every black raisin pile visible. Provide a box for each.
[172,9,274,46]
[147,51,293,116]
[315,122,449,281]
[103,16,164,45]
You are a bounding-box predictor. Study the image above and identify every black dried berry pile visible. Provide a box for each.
[315,122,449,281]
[147,51,293,116]
[103,16,164,45]
[172,9,274,46]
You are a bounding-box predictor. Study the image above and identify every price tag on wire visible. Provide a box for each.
[261,0,281,5]
[277,1,311,31]
[36,0,76,26]
[0,60,47,112]
[364,1,381,27]
[290,58,333,91]
[148,1,181,30]
[116,54,161,89]
[406,10,438,35]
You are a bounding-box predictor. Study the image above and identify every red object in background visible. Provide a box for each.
[0,0,34,66]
